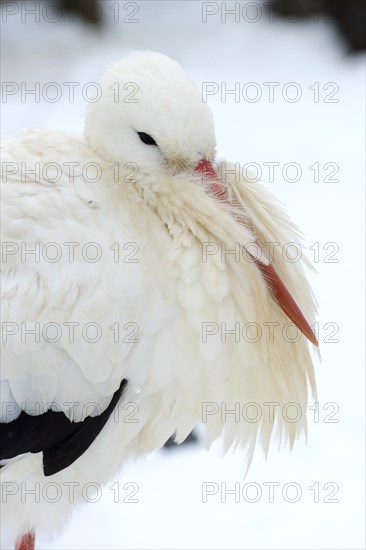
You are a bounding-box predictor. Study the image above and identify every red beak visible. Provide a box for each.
[195,159,217,179]
[194,159,318,346]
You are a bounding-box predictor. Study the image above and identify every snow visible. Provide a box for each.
[1,1,365,548]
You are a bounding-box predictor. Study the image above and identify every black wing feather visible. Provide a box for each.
[0,379,127,476]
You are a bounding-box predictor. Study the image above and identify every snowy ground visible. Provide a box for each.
[1,1,365,549]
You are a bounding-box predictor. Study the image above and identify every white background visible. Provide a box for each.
[1,1,365,548]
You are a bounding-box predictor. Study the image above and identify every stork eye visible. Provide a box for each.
[138,132,157,146]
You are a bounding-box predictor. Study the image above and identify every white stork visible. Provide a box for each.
[0,51,318,550]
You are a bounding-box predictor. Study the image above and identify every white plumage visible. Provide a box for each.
[0,51,317,549]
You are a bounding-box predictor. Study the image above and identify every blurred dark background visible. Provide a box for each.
[269,0,366,51]
[1,0,365,51]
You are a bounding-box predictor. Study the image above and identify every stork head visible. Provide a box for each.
[84,51,216,178]
[85,51,317,349]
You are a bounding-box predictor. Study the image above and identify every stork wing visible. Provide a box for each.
[0,379,127,476]
[1,130,142,427]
